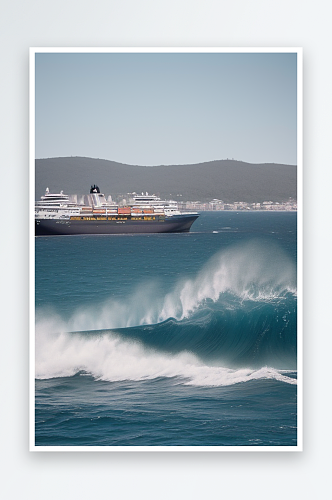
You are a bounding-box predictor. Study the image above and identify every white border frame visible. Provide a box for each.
[29,47,303,452]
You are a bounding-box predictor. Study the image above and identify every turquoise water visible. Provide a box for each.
[35,212,298,447]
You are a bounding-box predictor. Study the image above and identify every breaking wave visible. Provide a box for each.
[35,240,297,384]
[35,328,296,386]
[36,239,296,332]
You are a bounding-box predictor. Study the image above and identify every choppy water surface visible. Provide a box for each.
[35,211,298,447]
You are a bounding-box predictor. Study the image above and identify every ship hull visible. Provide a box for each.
[35,214,199,236]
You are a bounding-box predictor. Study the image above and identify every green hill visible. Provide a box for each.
[35,157,297,203]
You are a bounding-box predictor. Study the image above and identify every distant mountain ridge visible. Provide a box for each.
[35,157,297,203]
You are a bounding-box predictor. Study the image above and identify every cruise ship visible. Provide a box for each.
[35,185,199,236]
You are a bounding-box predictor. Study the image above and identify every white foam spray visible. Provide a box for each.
[35,240,297,384]
[36,239,296,334]
[35,327,296,386]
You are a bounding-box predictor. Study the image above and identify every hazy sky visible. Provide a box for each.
[35,51,297,165]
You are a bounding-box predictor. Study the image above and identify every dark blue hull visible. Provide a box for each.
[35,214,199,235]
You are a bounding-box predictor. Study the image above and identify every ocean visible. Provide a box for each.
[34,211,298,449]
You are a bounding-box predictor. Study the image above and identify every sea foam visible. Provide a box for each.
[35,240,297,384]
[35,327,296,386]
[36,239,296,334]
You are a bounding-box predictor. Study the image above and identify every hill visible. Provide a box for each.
[35,157,297,203]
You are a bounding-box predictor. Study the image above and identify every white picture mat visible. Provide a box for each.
[30,46,302,452]
[1,0,328,497]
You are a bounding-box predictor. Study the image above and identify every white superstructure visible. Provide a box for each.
[35,188,80,219]
[130,192,196,216]
[35,187,198,220]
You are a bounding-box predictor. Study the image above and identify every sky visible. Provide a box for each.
[34,51,298,166]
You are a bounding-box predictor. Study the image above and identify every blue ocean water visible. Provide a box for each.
[35,211,298,447]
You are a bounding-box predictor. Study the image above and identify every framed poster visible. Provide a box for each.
[30,47,302,451]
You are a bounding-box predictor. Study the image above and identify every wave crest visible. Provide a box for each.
[36,239,296,334]
[35,328,296,386]
[159,240,296,321]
